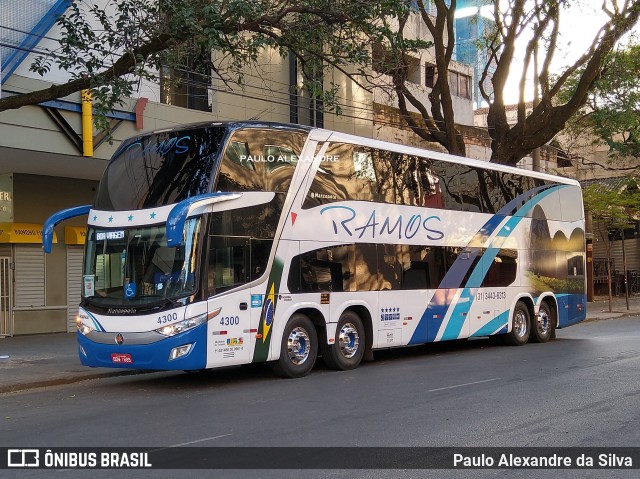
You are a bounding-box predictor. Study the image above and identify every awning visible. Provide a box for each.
[64,226,86,245]
[0,223,57,244]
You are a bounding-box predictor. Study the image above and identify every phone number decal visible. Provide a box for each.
[476,291,506,301]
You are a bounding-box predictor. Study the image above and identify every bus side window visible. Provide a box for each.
[217,128,307,193]
[288,245,355,293]
[250,238,273,281]
[403,245,446,289]
[378,244,402,290]
[207,236,249,295]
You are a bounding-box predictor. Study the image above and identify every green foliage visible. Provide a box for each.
[562,42,640,162]
[583,182,640,233]
[527,273,585,295]
[589,44,640,160]
[21,0,423,133]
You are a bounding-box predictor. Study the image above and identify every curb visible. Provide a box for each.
[0,369,155,395]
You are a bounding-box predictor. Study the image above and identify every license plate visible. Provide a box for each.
[111,353,133,364]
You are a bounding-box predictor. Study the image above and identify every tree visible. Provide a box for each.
[386,0,640,166]
[561,43,640,170]
[583,180,640,311]
[0,0,420,131]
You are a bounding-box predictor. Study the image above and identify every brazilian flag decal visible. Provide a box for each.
[253,258,284,363]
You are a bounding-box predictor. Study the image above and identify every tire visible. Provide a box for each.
[322,311,365,371]
[530,302,555,343]
[271,314,318,378]
[503,301,531,346]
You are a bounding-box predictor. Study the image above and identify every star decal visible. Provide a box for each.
[150,212,156,219]
[128,214,134,221]
[108,216,113,223]
[93,215,97,221]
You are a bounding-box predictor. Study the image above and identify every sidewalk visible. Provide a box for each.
[1,295,640,394]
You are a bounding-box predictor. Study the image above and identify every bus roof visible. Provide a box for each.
[309,127,581,188]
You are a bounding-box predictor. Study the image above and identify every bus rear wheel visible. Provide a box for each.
[271,313,318,378]
[503,301,530,346]
[530,302,555,343]
[322,311,365,371]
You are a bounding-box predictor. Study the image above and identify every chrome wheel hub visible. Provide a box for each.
[514,310,528,338]
[338,322,360,359]
[287,327,310,365]
[537,310,550,336]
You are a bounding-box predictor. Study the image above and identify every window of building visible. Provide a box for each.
[372,43,399,76]
[425,65,436,88]
[448,71,472,99]
[406,55,421,84]
[160,56,210,112]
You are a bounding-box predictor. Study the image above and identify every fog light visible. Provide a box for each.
[169,343,193,361]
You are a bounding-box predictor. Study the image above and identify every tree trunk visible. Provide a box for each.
[622,233,629,310]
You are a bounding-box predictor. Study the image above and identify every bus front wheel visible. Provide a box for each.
[322,311,365,371]
[503,301,530,346]
[271,314,318,378]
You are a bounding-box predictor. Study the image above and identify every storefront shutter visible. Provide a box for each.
[14,245,45,307]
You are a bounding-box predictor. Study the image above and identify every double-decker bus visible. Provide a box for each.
[43,122,586,378]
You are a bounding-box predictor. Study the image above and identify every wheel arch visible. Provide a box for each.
[269,306,325,362]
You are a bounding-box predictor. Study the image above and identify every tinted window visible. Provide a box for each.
[216,128,307,193]
[302,142,556,215]
[288,244,355,293]
[207,236,274,295]
[288,243,449,292]
[482,249,518,287]
[404,245,446,289]
[303,143,376,208]
[208,194,285,239]
[95,127,226,210]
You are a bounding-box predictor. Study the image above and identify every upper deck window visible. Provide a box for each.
[94,127,226,211]
[216,128,308,193]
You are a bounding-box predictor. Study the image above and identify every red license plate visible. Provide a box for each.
[111,353,133,364]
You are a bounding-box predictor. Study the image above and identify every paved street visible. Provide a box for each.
[1,314,640,479]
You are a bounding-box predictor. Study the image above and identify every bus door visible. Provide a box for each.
[207,236,253,366]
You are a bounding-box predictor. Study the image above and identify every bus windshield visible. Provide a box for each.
[94,126,226,211]
[83,218,201,307]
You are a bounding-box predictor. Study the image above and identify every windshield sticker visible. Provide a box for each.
[96,230,124,241]
[83,275,95,297]
[124,282,137,299]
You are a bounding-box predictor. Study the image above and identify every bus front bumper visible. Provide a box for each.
[77,324,207,371]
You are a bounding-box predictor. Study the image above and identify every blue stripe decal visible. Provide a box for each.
[471,310,509,337]
[85,310,105,332]
[435,185,566,341]
[410,184,564,344]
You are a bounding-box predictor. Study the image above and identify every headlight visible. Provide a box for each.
[154,313,208,337]
[76,317,94,335]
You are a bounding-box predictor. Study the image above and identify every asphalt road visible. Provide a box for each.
[2,317,640,479]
